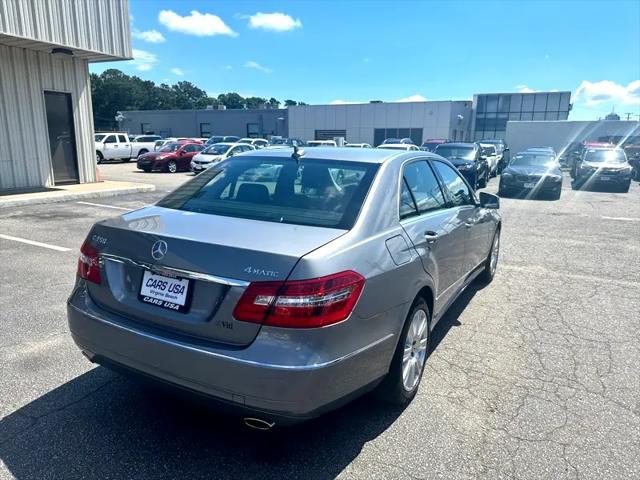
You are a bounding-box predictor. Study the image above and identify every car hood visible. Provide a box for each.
[140,152,173,161]
[582,161,629,169]
[194,153,223,162]
[445,158,475,167]
[504,165,561,176]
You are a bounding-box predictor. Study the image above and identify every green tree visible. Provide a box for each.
[217,92,245,109]
[245,96,267,109]
[284,99,297,107]
[268,97,281,109]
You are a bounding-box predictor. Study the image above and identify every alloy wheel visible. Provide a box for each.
[490,232,500,275]
[402,308,429,391]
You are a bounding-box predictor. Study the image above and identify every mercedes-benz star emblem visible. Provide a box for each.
[151,240,168,260]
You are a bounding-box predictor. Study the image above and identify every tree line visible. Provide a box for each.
[91,69,306,130]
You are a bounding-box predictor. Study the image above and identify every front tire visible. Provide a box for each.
[478,228,500,284]
[376,299,430,405]
[167,160,177,173]
[96,151,104,164]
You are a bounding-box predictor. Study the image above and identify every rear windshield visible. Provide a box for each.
[435,145,475,160]
[160,143,181,152]
[158,157,379,229]
[203,144,231,154]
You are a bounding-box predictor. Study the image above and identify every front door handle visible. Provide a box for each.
[424,231,439,244]
[464,221,475,228]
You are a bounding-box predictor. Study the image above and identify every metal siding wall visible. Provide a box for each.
[0,0,131,59]
[0,44,95,190]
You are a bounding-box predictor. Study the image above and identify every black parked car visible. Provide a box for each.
[572,148,633,192]
[499,151,563,199]
[434,142,490,189]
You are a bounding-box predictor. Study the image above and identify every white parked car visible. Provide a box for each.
[190,143,255,173]
[376,144,420,151]
[307,140,337,147]
[480,143,500,177]
[95,133,159,164]
[238,138,269,149]
[154,137,198,151]
[345,143,372,148]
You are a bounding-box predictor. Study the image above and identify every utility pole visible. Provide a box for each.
[624,112,633,121]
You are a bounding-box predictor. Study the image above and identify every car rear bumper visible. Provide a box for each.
[577,171,631,184]
[500,178,562,192]
[67,285,396,424]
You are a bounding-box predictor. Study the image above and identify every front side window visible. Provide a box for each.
[432,161,475,207]
[158,158,379,229]
[160,143,181,152]
[104,135,116,144]
[401,161,446,215]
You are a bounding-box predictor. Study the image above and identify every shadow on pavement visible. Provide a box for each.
[0,366,406,479]
[0,282,482,479]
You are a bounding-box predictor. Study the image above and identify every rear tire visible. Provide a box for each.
[478,227,500,284]
[376,299,430,405]
[122,158,131,163]
[167,160,177,173]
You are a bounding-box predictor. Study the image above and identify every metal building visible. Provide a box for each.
[472,91,572,141]
[288,101,473,146]
[0,0,132,191]
[119,108,288,140]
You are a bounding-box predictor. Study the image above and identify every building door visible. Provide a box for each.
[44,91,79,184]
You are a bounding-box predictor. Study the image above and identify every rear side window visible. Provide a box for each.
[400,161,446,218]
[158,157,379,229]
[432,161,475,207]
[118,135,127,143]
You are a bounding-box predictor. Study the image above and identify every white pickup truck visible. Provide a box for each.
[95,133,161,164]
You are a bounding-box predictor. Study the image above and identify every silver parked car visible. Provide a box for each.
[68,147,501,428]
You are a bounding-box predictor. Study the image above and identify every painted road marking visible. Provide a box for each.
[0,234,71,252]
[77,201,131,211]
[601,216,640,222]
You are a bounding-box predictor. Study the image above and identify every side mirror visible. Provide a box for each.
[479,192,500,209]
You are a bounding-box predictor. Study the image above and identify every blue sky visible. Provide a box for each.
[91,0,640,120]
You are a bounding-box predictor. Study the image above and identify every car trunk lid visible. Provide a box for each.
[85,206,346,346]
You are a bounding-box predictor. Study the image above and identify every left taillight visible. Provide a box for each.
[77,240,101,284]
[233,271,365,328]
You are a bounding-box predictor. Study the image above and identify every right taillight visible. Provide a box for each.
[77,240,101,284]
[233,271,365,328]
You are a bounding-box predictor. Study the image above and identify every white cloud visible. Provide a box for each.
[248,12,302,32]
[574,80,640,106]
[132,29,166,43]
[514,84,538,93]
[132,49,158,71]
[158,10,237,37]
[396,94,427,102]
[244,61,272,74]
[170,67,184,76]
[222,65,233,70]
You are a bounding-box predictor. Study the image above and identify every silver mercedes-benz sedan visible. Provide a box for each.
[68,147,501,428]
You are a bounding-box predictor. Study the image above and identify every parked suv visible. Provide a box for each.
[479,144,499,177]
[68,147,501,427]
[572,148,633,192]
[95,133,159,164]
[434,142,489,189]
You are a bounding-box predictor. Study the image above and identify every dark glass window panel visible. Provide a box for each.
[521,94,534,111]
[498,95,510,112]
[559,93,570,111]
[546,93,560,111]
[509,111,521,120]
[477,95,486,112]
[486,95,498,112]
[534,93,548,112]
[398,128,410,139]
[545,111,559,120]
[521,111,534,121]
[510,94,522,112]
[533,111,545,120]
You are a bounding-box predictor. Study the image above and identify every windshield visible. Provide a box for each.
[269,138,288,145]
[158,157,379,229]
[203,144,231,155]
[584,149,626,163]
[378,145,407,150]
[510,153,556,166]
[95,134,107,142]
[159,143,181,152]
[435,146,475,160]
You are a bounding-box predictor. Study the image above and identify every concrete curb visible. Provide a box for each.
[0,183,156,208]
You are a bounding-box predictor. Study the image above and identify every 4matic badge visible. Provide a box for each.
[243,266,279,278]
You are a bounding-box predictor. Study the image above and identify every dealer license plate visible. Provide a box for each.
[599,176,611,181]
[524,182,536,188]
[139,270,191,313]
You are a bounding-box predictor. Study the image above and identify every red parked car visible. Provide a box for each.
[137,141,204,173]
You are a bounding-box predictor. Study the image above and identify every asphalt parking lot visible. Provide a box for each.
[1,163,639,480]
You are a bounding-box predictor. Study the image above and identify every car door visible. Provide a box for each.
[102,134,117,159]
[398,160,467,311]
[431,160,492,275]
[116,134,131,158]
[183,144,203,168]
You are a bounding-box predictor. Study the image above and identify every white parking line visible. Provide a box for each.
[601,216,640,222]
[77,201,130,211]
[0,234,71,252]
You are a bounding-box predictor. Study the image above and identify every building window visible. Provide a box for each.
[141,123,152,134]
[315,129,347,140]
[247,123,260,137]
[200,123,212,137]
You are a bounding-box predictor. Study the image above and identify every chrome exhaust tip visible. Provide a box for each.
[243,417,275,431]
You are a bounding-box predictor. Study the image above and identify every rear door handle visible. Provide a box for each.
[424,231,439,243]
